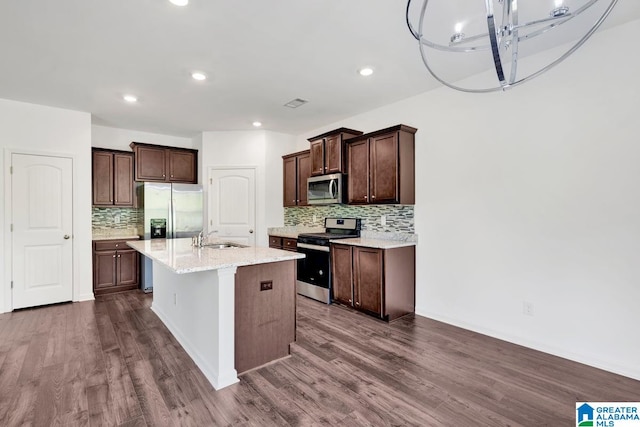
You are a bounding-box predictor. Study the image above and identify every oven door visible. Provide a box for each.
[296,243,331,303]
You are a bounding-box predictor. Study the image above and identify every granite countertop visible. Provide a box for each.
[267,226,324,239]
[330,231,418,249]
[127,238,304,274]
[330,237,416,249]
[93,230,140,241]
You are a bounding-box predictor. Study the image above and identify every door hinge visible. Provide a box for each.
[209,178,212,184]
[10,281,13,289]
[10,166,13,174]
[10,224,13,232]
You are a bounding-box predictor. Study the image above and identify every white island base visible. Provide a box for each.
[151,264,240,389]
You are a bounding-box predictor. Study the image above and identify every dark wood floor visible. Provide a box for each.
[0,291,638,426]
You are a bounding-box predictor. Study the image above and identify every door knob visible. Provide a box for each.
[63,235,70,240]
[249,229,254,234]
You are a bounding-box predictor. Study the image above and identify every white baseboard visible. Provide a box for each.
[416,306,640,382]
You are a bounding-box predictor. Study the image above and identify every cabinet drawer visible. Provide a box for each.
[283,238,297,251]
[94,240,130,251]
[269,236,283,248]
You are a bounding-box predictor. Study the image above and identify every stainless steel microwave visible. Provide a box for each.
[307,173,344,205]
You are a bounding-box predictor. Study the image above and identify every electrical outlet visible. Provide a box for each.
[260,281,273,291]
[313,214,317,223]
[114,214,121,224]
[523,301,534,316]
[380,215,386,226]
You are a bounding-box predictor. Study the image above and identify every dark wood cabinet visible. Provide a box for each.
[308,128,362,176]
[92,149,134,207]
[347,124,417,205]
[331,244,353,305]
[331,243,415,321]
[93,239,140,295]
[268,235,297,252]
[234,261,296,374]
[353,246,383,315]
[282,150,310,207]
[130,142,198,183]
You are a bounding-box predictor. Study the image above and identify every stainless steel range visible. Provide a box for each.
[296,218,361,304]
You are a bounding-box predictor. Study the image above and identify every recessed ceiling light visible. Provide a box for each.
[252,121,262,128]
[169,0,188,6]
[192,72,206,81]
[123,94,137,103]
[359,67,374,77]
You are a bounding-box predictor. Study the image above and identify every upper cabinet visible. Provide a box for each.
[347,124,417,205]
[92,149,134,207]
[130,142,198,183]
[308,128,362,176]
[283,150,311,207]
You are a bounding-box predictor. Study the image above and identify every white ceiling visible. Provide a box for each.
[0,0,638,137]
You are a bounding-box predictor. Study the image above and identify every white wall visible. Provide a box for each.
[296,20,640,380]
[1,98,93,312]
[201,131,296,247]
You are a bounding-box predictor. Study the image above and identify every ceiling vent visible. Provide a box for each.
[284,98,308,108]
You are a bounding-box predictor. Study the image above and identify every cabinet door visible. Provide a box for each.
[283,156,297,207]
[92,151,113,206]
[282,238,297,252]
[168,150,197,183]
[370,132,398,203]
[117,250,139,286]
[353,247,383,316]
[113,153,134,206]
[309,139,325,176]
[331,244,353,305]
[325,134,343,174]
[135,145,166,181]
[94,251,117,289]
[347,140,370,204]
[297,152,311,206]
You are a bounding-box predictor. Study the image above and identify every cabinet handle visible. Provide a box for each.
[355,302,360,307]
[163,174,166,177]
[348,299,352,303]
[115,244,118,247]
[118,254,121,258]
[113,255,116,258]
[171,175,174,178]
[364,195,368,200]
[371,195,375,199]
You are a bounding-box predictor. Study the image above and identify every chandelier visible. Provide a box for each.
[406,0,619,92]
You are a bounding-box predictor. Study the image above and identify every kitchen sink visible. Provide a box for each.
[202,242,249,249]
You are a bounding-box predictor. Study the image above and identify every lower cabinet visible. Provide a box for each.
[331,243,415,321]
[268,235,298,252]
[93,239,140,295]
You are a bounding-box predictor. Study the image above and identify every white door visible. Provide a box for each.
[11,153,73,309]
[208,168,256,245]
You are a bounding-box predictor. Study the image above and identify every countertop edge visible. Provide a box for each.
[329,238,417,249]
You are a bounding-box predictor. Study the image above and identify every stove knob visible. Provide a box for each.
[318,270,324,276]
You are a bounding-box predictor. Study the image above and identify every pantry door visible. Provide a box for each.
[208,168,256,246]
[11,153,73,309]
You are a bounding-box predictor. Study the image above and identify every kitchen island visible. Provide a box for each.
[127,238,304,390]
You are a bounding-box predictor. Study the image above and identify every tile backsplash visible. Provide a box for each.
[284,205,414,233]
[92,207,140,232]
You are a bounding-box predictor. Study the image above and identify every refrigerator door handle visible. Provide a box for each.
[169,197,174,239]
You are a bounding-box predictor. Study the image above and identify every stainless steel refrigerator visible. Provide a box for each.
[137,182,203,292]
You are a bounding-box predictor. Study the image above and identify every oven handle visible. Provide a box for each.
[297,242,330,253]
